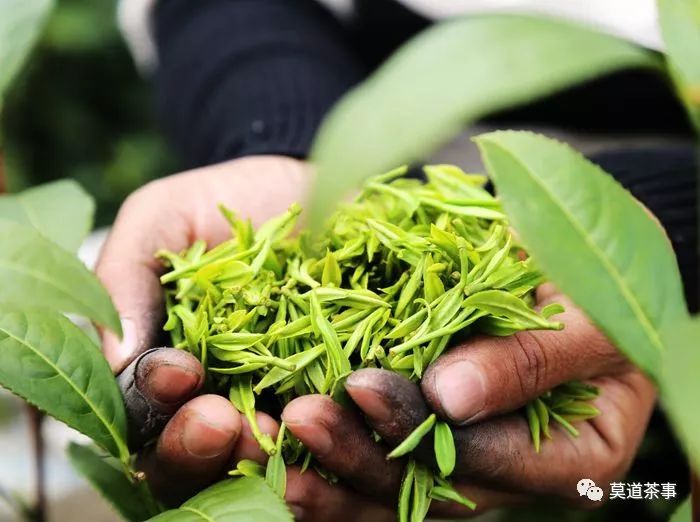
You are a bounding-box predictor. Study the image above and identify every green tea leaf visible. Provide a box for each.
[0,0,54,109]
[658,0,700,130]
[0,221,121,333]
[322,249,342,287]
[68,443,160,521]
[411,464,433,522]
[230,375,276,454]
[265,424,287,498]
[475,131,688,379]
[464,290,562,331]
[398,460,415,522]
[433,421,456,477]
[388,414,436,459]
[429,484,476,510]
[310,291,351,377]
[229,459,265,478]
[147,478,293,522]
[525,402,541,453]
[0,308,128,460]
[309,15,657,223]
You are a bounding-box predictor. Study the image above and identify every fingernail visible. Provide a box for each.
[435,360,487,423]
[145,364,201,405]
[283,420,333,457]
[344,383,392,424]
[182,413,235,458]
[104,317,138,373]
[289,504,305,520]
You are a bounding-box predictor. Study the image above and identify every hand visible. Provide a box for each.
[280,285,656,520]
[96,156,323,505]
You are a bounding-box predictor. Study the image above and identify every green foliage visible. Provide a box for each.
[0,308,128,460]
[669,496,691,522]
[147,478,293,522]
[0,179,94,251]
[0,0,54,110]
[475,131,688,379]
[308,15,659,224]
[2,0,174,225]
[0,220,120,332]
[67,443,161,521]
[387,414,437,460]
[662,319,700,470]
[433,421,455,477]
[658,0,700,130]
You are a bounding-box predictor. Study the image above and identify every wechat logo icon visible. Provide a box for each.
[577,478,604,502]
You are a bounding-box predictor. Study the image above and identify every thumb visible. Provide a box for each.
[96,184,191,373]
[421,286,629,425]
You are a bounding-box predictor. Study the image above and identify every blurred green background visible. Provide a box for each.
[1,0,175,226]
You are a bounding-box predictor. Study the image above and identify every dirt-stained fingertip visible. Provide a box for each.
[118,347,204,449]
[345,368,429,444]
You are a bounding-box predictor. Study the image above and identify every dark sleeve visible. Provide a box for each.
[591,146,698,313]
[153,0,365,168]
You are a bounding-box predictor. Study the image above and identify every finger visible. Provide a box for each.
[446,372,655,503]
[285,467,395,522]
[117,348,204,449]
[348,369,654,506]
[138,394,242,504]
[345,369,429,447]
[286,466,523,520]
[282,394,404,500]
[230,412,280,464]
[97,182,193,373]
[97,157,310,373]
[421,289,630,424]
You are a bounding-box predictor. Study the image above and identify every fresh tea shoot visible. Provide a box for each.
[160,165,599,521]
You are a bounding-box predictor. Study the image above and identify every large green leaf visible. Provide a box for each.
[475,131,687,379]
[0,0,54,108]
[147,478,293,522]
[0,220,120,332]
[658,0,700,130]
[0,179,95,252]
[308,15,658,223]
[669,495,691,522]
[68,443,161,521]
[662,318,700,469]
[0,307,128,460]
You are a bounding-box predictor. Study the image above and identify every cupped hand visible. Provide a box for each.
[96,156,323,505]
[280,285,657,520]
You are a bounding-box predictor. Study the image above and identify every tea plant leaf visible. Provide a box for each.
[265,424,287,498]
[662,318,700,470]
[0,0,54,109]
[68,443,161,521]
[147,478,293,522]
[0,221,121,333]
[433,422,456,477]
[388,414,436,459]
[411,464,433,522]
[475,131,688,379]
[309,15,658,223]
[0,180,95,252]
[658,0,700,130]
[0,308,128,460]
[668,495,691,522]
[398,460,415,522]
[429,484,477,510]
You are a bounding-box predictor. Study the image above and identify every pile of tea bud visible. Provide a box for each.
[159,165,599,521]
